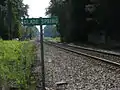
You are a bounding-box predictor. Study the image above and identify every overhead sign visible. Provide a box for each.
[22,17,58,26]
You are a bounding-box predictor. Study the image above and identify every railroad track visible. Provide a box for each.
[44,41,120,66]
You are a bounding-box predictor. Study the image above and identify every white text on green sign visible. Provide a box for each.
[22,17,58,26]
[41,18,58,25]
[23,18,40,25]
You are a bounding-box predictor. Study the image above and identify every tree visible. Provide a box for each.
[0,0,29,40]
[46,0,120,43]
[44,25,59,37]
[19,26,39,40]
[46,0,88,42]
[46,0,72,42]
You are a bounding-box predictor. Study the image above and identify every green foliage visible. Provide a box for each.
[0,40,36,89]
[46,0,120,43]
[46,0,67,41]
[19,26,39,40]
[44,37,60,42]
[0,0,29,40]
[44,25,59,37]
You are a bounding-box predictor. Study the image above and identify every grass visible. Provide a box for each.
[44,37,61,42]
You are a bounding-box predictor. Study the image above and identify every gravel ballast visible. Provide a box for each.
[39,44,120,90]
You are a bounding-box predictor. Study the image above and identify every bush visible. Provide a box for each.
[0,40,36,89]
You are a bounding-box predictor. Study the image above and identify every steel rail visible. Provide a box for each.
[44,41,120,67]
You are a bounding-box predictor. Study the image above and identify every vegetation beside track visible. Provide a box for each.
[44,37,61,42]
[0,40,36,89]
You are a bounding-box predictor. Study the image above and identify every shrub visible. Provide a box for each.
[0,40,36,89]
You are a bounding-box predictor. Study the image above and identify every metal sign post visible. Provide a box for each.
[40,17,45,90]
[22,17,58,90]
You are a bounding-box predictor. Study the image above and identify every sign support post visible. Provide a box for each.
[40,17,45,90]
[22,16,58,90]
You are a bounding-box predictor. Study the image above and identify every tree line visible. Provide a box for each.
[0,0,39,40]
[46,0,120,43]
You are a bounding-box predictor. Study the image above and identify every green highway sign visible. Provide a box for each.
[23,18,40,25]
[22,17,58,26]
[41,17,58,25]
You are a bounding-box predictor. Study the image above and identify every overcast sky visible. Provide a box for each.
[23,0,50,31]
[23,0,50,18]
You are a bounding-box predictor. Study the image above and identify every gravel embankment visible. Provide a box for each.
[38,43,120,90]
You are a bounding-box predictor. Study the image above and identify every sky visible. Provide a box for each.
[23,0,50,31]
[23,0,50,18]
